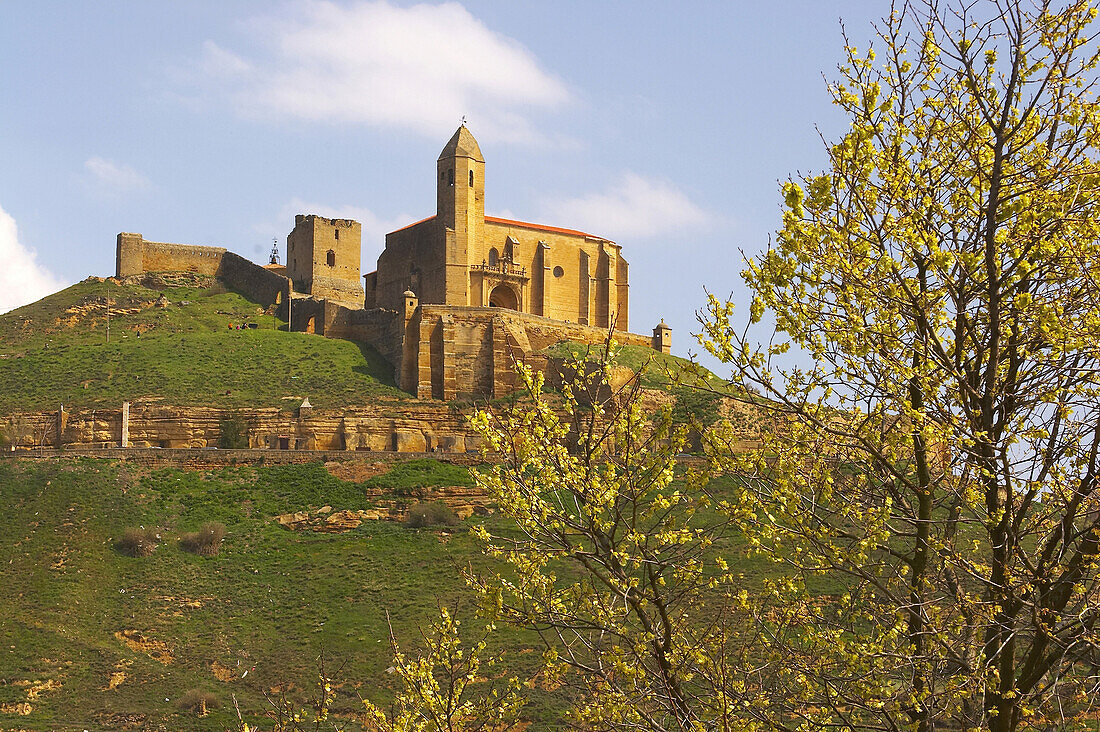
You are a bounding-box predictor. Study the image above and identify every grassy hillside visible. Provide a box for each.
[0,275,402,411]
[538,341,725,390]
[0,457,779,731]
[0,458,539,730]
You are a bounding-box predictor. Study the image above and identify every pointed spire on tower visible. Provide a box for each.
[439,124,483,162]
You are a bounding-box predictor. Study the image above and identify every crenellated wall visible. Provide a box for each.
[116,234,293,313]
[116,233,227,277]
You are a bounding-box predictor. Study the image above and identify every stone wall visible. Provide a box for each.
[402,305,652,400]
[1,448,486,470]
[218,252,290,309]
[367,216,629,331]
[371,217,447,311]
[479,218,628,330]
[0,400,481,453]
[116,233,227,278]
[116,235,292,314]
[323,306,406,379]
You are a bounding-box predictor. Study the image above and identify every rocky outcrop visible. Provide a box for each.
[274,484,493,532]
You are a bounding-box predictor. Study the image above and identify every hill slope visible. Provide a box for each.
[0,458,519,730]
[0,456,776,731]
[0,275,403,411]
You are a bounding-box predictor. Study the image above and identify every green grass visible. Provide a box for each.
[0,276,402,410]
[537,340,727,390]
[0,458,548,731]
[363,458,475,495]
[0,457,786,731]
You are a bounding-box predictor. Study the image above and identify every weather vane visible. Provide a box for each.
[461,115,467,125]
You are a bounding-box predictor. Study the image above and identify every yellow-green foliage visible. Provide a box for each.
[361,609,526,732]
[700,1,1100,729]
[468,345,754,730]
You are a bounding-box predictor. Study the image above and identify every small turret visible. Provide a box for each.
[403,289,419,325]
[653,320,672,355]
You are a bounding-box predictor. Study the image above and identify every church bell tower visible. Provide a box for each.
[437,124,485,305]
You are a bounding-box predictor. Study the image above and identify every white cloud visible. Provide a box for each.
[540,173,710,241]
[0,204,67,314]
[487,208,518,221]
[255,198,415,262]
[84,157,151,194]
[197,40,252,77]
[191,1,570,144]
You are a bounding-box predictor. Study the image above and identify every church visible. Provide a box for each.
[363,125,630,331]
[117,125,669,401]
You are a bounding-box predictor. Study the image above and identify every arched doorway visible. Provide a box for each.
[305,315,316,334]
[489,284,519,310]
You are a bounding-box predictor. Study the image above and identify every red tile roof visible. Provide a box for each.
[485,216,603,239]
[388,215,436,234]
[386,213,607,240]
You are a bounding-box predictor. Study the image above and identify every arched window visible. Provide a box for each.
[488,248,499,267]
[326,250,336,266]
[469,170,474,187]
[448,169,454,186]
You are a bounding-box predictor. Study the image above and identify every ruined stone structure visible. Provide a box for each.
[287,215,365,306]
[115,125,669,400]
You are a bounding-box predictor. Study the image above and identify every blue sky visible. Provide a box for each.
[0,1,884,366]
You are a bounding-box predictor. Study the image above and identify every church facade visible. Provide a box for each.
[364,126,629,331]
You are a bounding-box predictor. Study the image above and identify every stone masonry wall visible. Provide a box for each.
[404,305,652,400]
[1,401,481,453]
[116,233,227,278]
[218,252,290,309]
[478,219,627,330]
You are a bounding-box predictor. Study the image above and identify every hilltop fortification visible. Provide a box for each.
[115,126,670,400]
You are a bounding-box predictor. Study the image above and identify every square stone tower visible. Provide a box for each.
[286,214,365,306]
[437,125,485,306]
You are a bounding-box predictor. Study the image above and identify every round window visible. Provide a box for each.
[553,266,564,278]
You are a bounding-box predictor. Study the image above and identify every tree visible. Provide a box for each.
[227,612,523,732]
[699,1,1100,729]
[468,346,754,731]
[219,414,252,449]
[363,609,526,732]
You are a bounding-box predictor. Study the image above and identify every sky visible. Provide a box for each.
[0,1,886,369]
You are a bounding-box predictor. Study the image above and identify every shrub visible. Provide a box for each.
[115,527,160,557]
[179,521,226,556]
[217,415,251,449]
[405,501,460,528]
[178,688,220,716]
